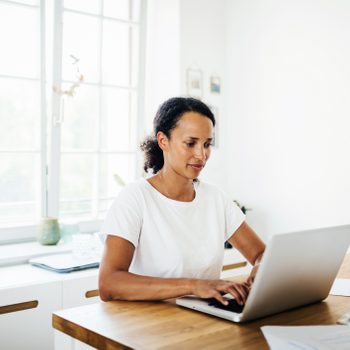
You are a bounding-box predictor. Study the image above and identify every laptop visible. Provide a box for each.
[29,253,100,273]
[176,225,350,322]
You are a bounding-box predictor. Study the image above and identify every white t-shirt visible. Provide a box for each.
[101,178,245,280]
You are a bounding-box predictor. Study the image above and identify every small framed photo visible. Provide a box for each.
[187,68,203,99]
[210,76,221,94]
[208,105,219,148]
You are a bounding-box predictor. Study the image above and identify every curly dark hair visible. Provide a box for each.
[140,97,215,174]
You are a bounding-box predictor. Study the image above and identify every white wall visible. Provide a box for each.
[225,0,350,239]
[144,0,181,133]
[179,0,228,188]
[144,0,350,240]
[144,0,229,188]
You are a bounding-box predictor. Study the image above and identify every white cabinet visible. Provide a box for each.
[54,331,95,350]
[62,275,99,308]
[221,248,251,278]
[54,275,100,350]
[0,281,61,350]
[0,265,99,350]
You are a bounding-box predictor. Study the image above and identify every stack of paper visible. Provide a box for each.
[330,279,350,297]
[261,325,350,350]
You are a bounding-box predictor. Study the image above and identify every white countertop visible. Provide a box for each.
[0,262,99,290]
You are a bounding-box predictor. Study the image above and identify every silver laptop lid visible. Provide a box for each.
[240,224,350,321]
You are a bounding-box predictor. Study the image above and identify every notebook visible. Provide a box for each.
[29,253,100,273]
[176,224,350,322]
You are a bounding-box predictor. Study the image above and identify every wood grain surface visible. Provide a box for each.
[53,255,350,350]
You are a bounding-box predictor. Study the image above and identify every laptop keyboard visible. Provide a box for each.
[207,298,244,314]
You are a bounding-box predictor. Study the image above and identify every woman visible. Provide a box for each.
[99,97,265,306]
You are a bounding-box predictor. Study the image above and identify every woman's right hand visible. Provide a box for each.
[191,279,250,306]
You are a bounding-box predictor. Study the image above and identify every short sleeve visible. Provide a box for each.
[100,184,143,248]
[223,195,246,241]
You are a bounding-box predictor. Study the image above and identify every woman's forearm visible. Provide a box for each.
[229,222,265,266]
[99,270,251,305]
[99,270,195,302]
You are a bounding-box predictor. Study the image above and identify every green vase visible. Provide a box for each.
[37,217,61,245]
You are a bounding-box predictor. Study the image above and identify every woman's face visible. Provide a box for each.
[158,111,214,180]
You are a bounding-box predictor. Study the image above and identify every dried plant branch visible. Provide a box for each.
[53,55,84,97]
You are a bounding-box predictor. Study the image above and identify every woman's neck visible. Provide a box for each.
[148,168,195,202]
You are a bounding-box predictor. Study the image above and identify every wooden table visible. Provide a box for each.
[53,255,350,350]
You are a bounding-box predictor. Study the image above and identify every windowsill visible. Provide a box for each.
[0,220,103,267]
[0,240,73,267]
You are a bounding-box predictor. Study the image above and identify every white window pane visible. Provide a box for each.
[99,154,136,198]
[100,88,132,151]
[60,200,92,218]
[61,84,98,150]
[98,198,113,213]
[60,154,94,201]
[64,0,100,15]
[0,154,40,224]
[0,78,40,149]
[102,20,130,86]
[62,12,100,83]
[0,154,39,201]
[131,26,139,87]
[0,3,40,78]
[11,0,39,5]
[103,0,129,20]
[0,202,36,225]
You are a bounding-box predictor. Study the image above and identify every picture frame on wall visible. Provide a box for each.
[210,76,221,94]
[208,105,219,148]
[186,68,203,99]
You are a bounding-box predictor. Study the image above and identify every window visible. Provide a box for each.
[0,0,42,231]
[0,0,145,242]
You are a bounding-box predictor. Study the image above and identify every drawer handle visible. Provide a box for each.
[85,290,99,298]
[0,300,39,315]
[222,261,247,271]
